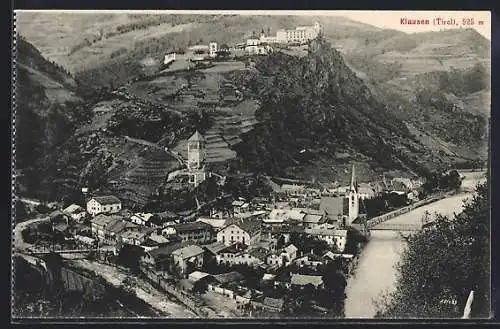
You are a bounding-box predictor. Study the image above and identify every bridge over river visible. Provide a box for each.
[370,223,422,232]
[344,172,486,318]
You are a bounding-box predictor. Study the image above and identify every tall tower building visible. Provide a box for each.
[187,130,205,170]
[347,164,359,225]
[187,130,206,187]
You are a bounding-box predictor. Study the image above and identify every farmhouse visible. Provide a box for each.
[86,196,122,216]
[119,227,154,246]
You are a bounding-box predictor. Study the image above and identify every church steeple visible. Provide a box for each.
[349,164,358,193]
[347,164,359,226]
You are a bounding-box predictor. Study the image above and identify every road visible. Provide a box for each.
[13,216,50,252]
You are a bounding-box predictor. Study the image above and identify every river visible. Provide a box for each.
[344,173,486,318]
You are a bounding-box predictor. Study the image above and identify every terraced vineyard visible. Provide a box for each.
[110,148,182,206]
[127,62,261,167]
[172,102,260,165]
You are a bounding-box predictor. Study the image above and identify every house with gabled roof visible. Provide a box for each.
[264,208,305,226]
[130,212,154,226]
[302,213,327,229]
[105,218,138,245]
[196,217,228,230]
[203,241,235,256]
[216,217,262,246]
[171,244,205,275]
[87,195,122,216]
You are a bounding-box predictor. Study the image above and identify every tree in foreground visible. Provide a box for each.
[374,181,490,318]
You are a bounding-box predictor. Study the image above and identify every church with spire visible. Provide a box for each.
[319,164,360,228]
[347,164,360,223]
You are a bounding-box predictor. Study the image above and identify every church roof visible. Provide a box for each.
[319,196,349,217]
[188,130,204,142]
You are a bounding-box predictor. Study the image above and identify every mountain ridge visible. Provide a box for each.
[14,19,489,206]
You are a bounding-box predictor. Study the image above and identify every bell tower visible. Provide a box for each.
[187,130,206,187]
[187,130,205,170]
[347,164,359,225]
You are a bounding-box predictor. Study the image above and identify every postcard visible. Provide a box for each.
[12,9,491,320]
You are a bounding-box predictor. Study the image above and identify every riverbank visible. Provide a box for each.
[344,191,475,318]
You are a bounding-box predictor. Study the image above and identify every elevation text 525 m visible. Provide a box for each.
[400,17,485,26]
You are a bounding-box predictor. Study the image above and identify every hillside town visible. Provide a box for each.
[16,127,453,317]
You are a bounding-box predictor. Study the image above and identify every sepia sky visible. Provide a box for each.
[16,10,491,40]
[329,11,491,40]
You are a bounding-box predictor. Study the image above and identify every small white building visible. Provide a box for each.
[86,196,121,216]
[164,52,176,65]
